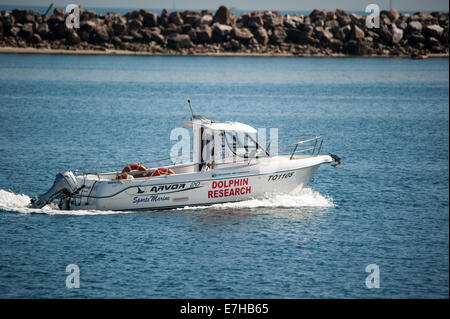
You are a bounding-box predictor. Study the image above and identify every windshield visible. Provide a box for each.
[224,131,267,158]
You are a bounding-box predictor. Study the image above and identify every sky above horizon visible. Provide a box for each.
[0,0,448,12]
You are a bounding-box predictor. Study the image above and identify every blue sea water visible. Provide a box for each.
[0,54,448,298]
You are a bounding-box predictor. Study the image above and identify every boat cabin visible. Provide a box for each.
[182,116,269,172]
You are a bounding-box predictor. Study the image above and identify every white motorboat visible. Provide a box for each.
[30,100,340,211]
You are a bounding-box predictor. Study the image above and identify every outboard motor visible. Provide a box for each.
[30,171,79,208]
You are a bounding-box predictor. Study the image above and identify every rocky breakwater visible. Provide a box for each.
[0,6,448,56]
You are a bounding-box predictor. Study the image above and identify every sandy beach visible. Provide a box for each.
[1,46,448,58]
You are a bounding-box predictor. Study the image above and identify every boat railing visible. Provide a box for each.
[73,135,324,175]
[73,154,193,176]
[268,135,324,159]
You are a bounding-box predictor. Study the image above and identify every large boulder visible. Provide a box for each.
[30,33,41,44]
[315,26,333,42]
[80,20,97,33]
[406,21,422,34]
[350,24,364,40]
[285,15,303,29]
[161,24,182,36]
[12,9,38,24]
[37,22,49,37]
[343,39,371,55]
[128,18,143,32]
[238,12,250,26]
[158,9,169,27]
[424,24,444,38]
[378,24,393,44]
[387,8,400,21]
[270,26,287,44]
[112,20,127,35]
[141,29,165,44]
[48,12,65,25]
[391,24,403,44]
[232,27,253,44]
[127,10,143,22]
[169,12,184,25]
[10,26,20,37]
[129,30,143,42]
[152,31,165,45]
[263,11,283,28]
[426,36,440,48]
[396,20,408,30]
[53,8,65,17]
[66,29,81,44]
[53,22,70,38]
[141,10,158,28]
[214,6,232,25]
[212,23,232,41]
[408,32,426,44]
[92,24,110,43]
[247,13,263,28]
[289,24,314,43]
[104,12,122,26]
[335,9,351,26]
[187,28,197,42]
[195,24,212,43]
[325,19,340,29]
[19,23,34,39]
[253,26,268,45]
[335,25,351,41]
[80,9,96,22]
[309,9,326,23]
[410,12,428,22]
[180,23,193,34]
[183,13,201,26]
[326,11,337,21]
[0,14,14,35]
[167,33,192,49]
[286,28,303,43]
[200,14,213,25]
[327,38,343,51]
[140,28,152,41]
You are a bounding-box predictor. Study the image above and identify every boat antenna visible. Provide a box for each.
[43,3,54,15]
[186,98,209,122]
[187,98,194,120]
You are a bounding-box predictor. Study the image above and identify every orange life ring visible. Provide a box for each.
[119,163,147,179]
[144,167,175,177]
[122,163,147,174]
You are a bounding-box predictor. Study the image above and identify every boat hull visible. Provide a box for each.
[70,155,331,211]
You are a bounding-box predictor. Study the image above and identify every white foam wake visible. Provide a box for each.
[180,188,335,210]
[0,188,334,215]
[0,189,123,215]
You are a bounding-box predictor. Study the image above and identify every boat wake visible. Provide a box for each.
[0,189,122,215]
[0,188,334,216]
[180,188,335,210]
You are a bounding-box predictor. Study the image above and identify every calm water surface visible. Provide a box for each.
[0,54,448,298]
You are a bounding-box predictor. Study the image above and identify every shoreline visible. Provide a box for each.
[0,46,448,58]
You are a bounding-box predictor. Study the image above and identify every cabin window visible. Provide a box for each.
[224,132,265,159]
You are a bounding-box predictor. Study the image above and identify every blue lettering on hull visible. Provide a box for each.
[132,195,170,204]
